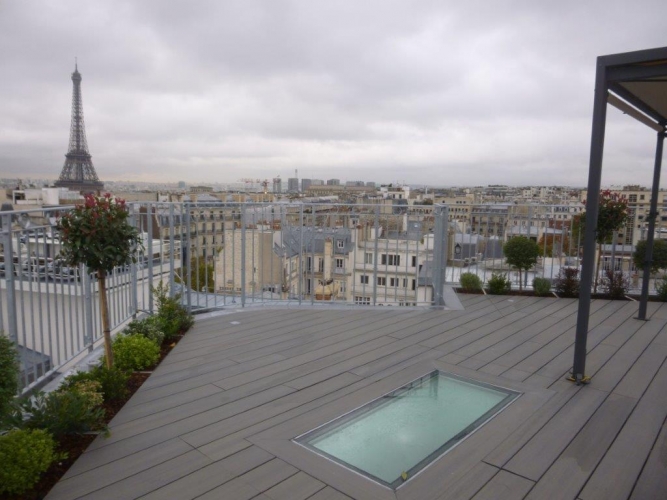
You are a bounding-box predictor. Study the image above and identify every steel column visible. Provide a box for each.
[572,60,608,383]
[638,131,666,319]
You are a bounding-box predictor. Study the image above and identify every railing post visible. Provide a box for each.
[169,203,176,298]
[129,206,138,318]
[298,204,303,305]
[1,213,18,343]
[83,264,94,351]
[185,204,192,312]
[241,204,246,307]
[373,205,379,306]
[432,205,448,306]
[147,203,154,314]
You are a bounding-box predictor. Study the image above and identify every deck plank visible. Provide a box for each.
[264,471,326,500]
[502,388,608,480]
[470,470,534,500]
[45,299,667,500]
[525,393,637,500]
[579,359,667,500]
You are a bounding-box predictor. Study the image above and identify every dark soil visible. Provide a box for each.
[454,288,485,295]
[0,332,186,500]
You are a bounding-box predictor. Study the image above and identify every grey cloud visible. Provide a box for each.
[0,0,665,187]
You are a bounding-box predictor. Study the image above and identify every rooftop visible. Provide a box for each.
[47,295,667,499]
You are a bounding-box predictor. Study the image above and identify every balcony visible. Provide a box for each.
[44,295,667,499]
[0,202,666,498]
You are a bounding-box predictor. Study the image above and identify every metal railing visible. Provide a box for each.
[0,200,658,392]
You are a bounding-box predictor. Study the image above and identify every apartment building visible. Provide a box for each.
[350,221,433,306]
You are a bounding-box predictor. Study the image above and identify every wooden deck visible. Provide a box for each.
[46,295,667,499]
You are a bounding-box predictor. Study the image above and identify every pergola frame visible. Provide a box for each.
[573,46,667,384]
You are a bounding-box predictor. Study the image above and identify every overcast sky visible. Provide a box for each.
[0,0,665,188]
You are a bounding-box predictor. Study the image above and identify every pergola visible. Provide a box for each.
[573,46,667,383]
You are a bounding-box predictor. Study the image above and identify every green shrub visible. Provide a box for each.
[20,390,106,438]
[459,272,482,292]
[0,335,20,419]
[59,379,103,408]
[487,273,511,295]
[152,282,194,340]
[60,366,129,403]
[0,429,63,496]
[124,316,165,346]
[532,277,552,296]
[554,267,580,298]
[656,277,667,301]
[111,334,160,372]
[600,270,630,299]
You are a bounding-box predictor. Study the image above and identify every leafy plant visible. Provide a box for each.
[123,316,165,346]
[20,390,106,438]
[111,334,160,372]
[633,239,667,274]
[655,277,667,301]
[579,190,629,293]
[63,366,130,403]
[176,258,215,293]
[554,267,580,298]
[532,277,552,296]
[59,379,104,409]
[600,270,631,299]
[0,335,19,419]
[58,194,142,368]
[503,236,540,291]
[459,272,482,292]
[537,232,570,258]
[0,429,63,496]
[152,281,194,340]
[487,273,511,295]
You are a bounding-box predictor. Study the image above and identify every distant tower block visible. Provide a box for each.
[55,63,104,193]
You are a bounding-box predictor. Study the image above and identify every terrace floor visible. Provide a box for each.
[47,295,667,500]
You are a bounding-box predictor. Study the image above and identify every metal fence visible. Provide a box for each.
[0,200,656,392]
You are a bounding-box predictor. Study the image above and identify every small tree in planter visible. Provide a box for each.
[58,194,141,368]
[503,236,540,291]
[554,267,580,298]
[579,190,629,293]
[633,238,667,275]
[600,269,631,299]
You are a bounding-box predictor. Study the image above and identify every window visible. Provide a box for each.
[355,296,371,305]
[377,277,386,286]
[411,279,416,291]
[629,194,638,203]
[365,253,373,265]
[337,281,346,293]
[381,254,400,266]
[318,259,324,272]
[390,277,400,287]
[337,240,345,249]
[403,278,407,288]
[307,257,312,272]
[411,256,417,267]
[335,258,344,270]
[360,275,369,284]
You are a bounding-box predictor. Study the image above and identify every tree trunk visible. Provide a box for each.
[594,243,601,294]
[518,269,523,291]
[98,271,114,368]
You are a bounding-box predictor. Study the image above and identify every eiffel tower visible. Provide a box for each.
[55,62,104,193]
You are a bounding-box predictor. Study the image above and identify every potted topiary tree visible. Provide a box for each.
[503,236,540,292]
[58,194,141,368]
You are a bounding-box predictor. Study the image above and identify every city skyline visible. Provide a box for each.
[0,1,665,187]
